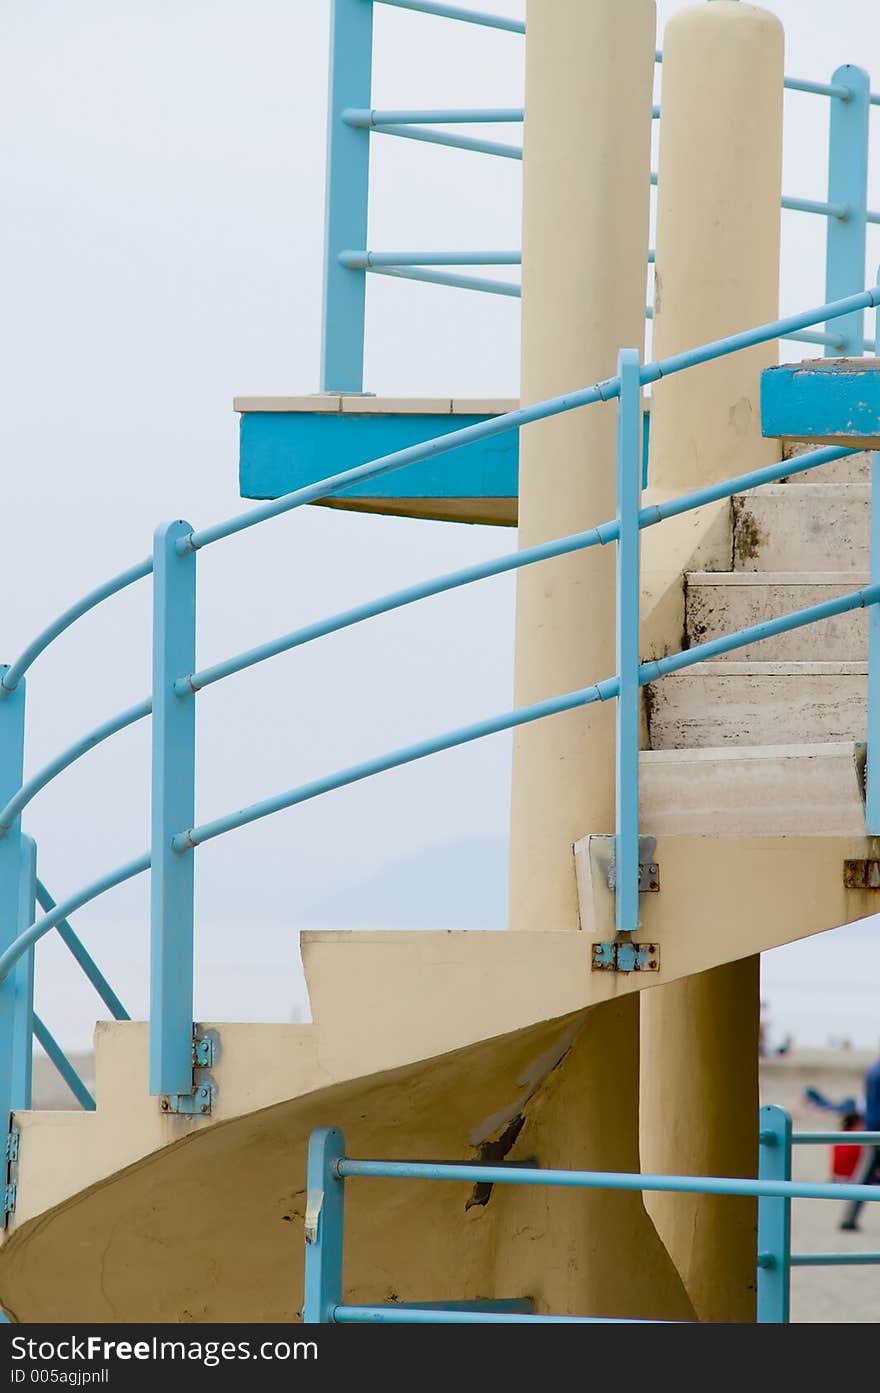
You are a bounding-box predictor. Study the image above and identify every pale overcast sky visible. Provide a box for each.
[2,2,879,1048]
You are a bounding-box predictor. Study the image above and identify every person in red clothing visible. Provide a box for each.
[831,1111,864,1183]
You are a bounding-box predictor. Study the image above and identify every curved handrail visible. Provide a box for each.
[186,286,880,553]
[0,557,152,696]
[3,290,874,698]
[0,699,151,834]
[180,443,856,696]
[0,851,150,983]
[171,583,880,854]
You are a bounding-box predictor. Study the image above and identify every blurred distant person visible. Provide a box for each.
[840,1050,880,1231]
[831,1111,864,1183]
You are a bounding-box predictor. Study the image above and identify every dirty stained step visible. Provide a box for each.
[647,661,867,748]
[732,484,869,572]
[685,572,867,662]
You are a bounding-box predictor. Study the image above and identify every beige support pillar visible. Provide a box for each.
[639,2,784,1324]
[504,1,693,1321]
[509,0,655,934]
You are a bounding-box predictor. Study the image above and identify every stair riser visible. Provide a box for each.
[648,671,866,748]
[686,581,866,662]
[640,747,865,836]
[733,490,869,572]
[782,449,871,485]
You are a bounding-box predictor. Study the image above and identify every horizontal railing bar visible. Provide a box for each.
[363,122,522,158]
[0,698,152,834]
[343,106,523,126]
[343,105,662,126]
[172,581,880,853]
[790,1253,880,1267]
[35,879,130,1022]
[372,0,525,32]
[0,852,151,983]
[784,76,852,99]
[333,1305,656,1325]
[791,1132,880,1145]
[186,286,879,553]
[339,249,521,267]
[783,328,847,349]
[32,1013,96,1111]
[181,442,853,696]
[868,209,880,225]
[337,1156,880,1205]
[1,557,152,695]
[781,194,848,219]
[366,265,521,296]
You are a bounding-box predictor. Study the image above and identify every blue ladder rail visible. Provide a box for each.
[302,1108,880,1323]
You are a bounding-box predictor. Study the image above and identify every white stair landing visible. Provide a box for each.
[639,742,866,837]
[647,662,867,748]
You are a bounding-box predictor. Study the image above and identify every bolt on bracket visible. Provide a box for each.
[844,859,880,889]
[591,941,660,974]
[160,1083,214,1116]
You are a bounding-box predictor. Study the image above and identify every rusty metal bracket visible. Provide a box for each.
[591,942,659,974]
[606,836,660,894]
[843,859,880,889]
[160,1083,214,1116]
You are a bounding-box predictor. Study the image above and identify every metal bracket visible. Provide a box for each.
[192,1036,215,1069]
[159,1083,214,1116]
[607,837,660,893]
[304,1188,324,1245]
[592,942,659,974]
[843,859,880,889]
[3,1129,20,1222]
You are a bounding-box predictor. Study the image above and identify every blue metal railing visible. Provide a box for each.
[0,283,878,1133]
[322,0,879,389]
[303,1107,880,1323]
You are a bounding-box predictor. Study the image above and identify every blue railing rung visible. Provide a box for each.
[373,0,525,34]
[35,879,129,1023]
[338,249,521,267]
[32,1013,96,1112]
[366,265,521,295]
[790,1253,880,1267]
[343,106,523,126]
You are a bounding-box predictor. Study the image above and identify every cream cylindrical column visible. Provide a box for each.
[640,1,784,1325]
[509,0,656,934]
[504,0,694,1318]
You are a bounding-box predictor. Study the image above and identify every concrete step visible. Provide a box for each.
[640,742,865,836]
[782,443,871,486]
[646,660,866,748]
[732,484,869,572]
[685,572,867,662]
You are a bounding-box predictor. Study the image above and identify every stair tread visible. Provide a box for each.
[641,740,859,764]
[687,570,868,586]
[654,661,866,676]
[736,483,869,498]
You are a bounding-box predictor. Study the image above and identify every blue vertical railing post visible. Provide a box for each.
[321,0,374,392]
[615,349,643,942]
[10,837,36,1111]
[303,1127,346,1323]
[824,66,869,356]
[866,281,880,832]
[149,521,197,1100]
[0,674,25,1145]
[757,1105,792,1323]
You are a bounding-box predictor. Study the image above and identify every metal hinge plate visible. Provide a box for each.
[607,837,660,893]
[5,1130,19,1164]
[160,1083,214,1116]
[592,942,660,974]
[844,859,880,889]
[192,1036,215,1069]
[3,1183,16,1217]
